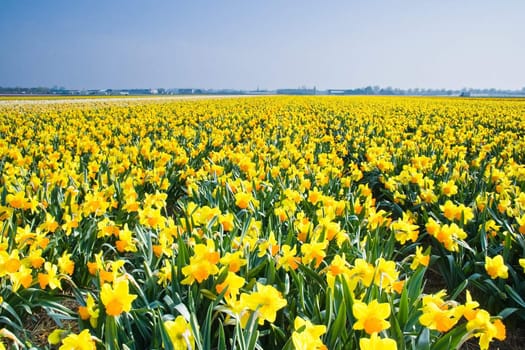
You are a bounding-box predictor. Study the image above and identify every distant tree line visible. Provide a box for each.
[0,86,58,95]
[1,86,524,97]
[324,86,525,97]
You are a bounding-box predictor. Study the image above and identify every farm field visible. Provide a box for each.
[0,95,255,105]
[1,96,525,349]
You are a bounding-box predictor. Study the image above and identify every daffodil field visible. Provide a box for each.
[1,96,525,349]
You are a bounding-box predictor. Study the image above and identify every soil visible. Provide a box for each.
[23,298,80,348]
[425,268,525,349]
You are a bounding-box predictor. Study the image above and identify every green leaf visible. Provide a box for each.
[389,299,405,350]
[202,298,221,350]
[431,323,468,350]
[416,327,430,350]
[104,315,121,350]
[450,279,468,300]
[398,284,409,326]
[499,307,519,319]
[218,320,227,350]
[189,311,204,350]
[505,284,525,308]
[297,263,326,290]
[407,266,426,301]
[174,303,191,321]
[328,298,347,347]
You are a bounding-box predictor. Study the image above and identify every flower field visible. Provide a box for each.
[1,96,525,349]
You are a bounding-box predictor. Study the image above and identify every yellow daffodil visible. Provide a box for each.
[59,329,96,350]
[419,290,462,332]
[292,316,327,350]
[164,316,195,350]
[485,255,508,279]
[240,283,287,325]
[359,332,397,350]
[410,246,430,270]
[100,279,137,316]
[78,293,99,328]
[352,299,391,334]
[466,309,506,350]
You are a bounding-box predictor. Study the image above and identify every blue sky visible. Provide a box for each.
[1,0,524,90]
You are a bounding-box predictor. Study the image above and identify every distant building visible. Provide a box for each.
[276,88,316,95]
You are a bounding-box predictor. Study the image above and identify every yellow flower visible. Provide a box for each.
[257,231,279,257]
[419,290,462,332]
[10,265,33,292]
[367,210,391,230]
[352,299,391,334]
[441,180,458,197]
[100,279,137,316]
[295,214,313,242]
[316,219,342,242]
[359,332,397,350]
[220,251,247,273]
[301,240,328,268]
[425,217,441,236]
[115,224,138,253]
[461,290,480,321]
[429,221,467,252]
[485,255,508,279]
[391,213,419,244]
[27,248,45,268]
[276,244,301,271]
[138,206,165,228]
[373,258,399,292]
[38,262,61,290]
[325,254,351,289]
[308,187,323,205]
[61,213,80,236]
[164,316,195,350]
[410,246,430,270]
[157,260,173,286]
[349,258,375,287]
[235,191,258,210]
[48,329,67,345]
[240,283,287,325]
[58,252,75,275]
[0,249,21,275]
[181,240,220,285]
[455,204,474,224]
[38,213,59,233]
[59,329,96,350]
[480,219,500,238]
[292,316,327,350]
[517,215,525,235]
[519,258,525,273]
[419,302,460,332]
[440,200,459,221]
[82,191,109,216]
[6,191,30,210]
[215,272,245,300]
[97,218,120,238]
[219,212,235,231]
[78,293,99,328]
[466,309,506,350]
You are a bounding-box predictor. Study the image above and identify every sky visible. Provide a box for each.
[1,0,524,90]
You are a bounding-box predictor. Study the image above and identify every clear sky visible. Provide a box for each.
[1,0,524,90]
